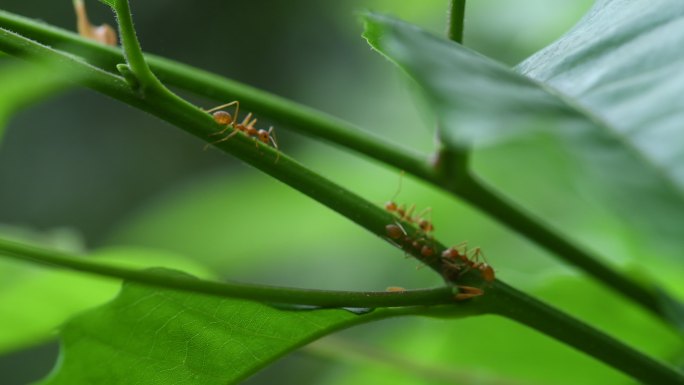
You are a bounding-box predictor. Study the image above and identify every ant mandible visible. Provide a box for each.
[203,101,280,161]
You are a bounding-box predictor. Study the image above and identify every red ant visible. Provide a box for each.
[442,244,495,283]
[385,225,489,301]
[440,243,495,300]
[204,101,279,161]
[385,223,436,262]
[439,257,487,300]
[384,172,435,234]
[74,0,117,46]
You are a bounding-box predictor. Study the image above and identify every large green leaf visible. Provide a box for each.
[362,7,684,260]
[38,269,388,385]
[0,244,211,355]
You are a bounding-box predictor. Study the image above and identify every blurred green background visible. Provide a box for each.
[2,1,682,384]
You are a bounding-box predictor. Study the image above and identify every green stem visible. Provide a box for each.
[108,0,162,90]
[456,173,661,317]
[0,237,455,308]
[485,281,684,385]
[447,0,466,44]
[0,10,680,331]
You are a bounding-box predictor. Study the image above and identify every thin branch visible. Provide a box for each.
[486,281,684,385]
[447,0,466,43]
[455,175,662,317]
[0,237,456,308]
[106,0,162,90]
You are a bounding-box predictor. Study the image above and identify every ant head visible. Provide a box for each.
[442,246,468,262]
[257,130,270,144]
[212,111,233,125]
[419,219,434,232]
[384,201,398,211]
[441,247,458,260]
[478,263,495,282]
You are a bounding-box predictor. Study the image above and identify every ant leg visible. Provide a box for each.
[268,126,280,163]
[203,128,241,150]
[240,112,253,126]
[209,123,234,137]
[205,100,240,115]
[469,247,486,264]
[389,171,405,203]
[415,206,432,219]
[403,204,416,221]
[454,286,484,301]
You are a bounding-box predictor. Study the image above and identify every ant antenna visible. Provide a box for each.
[267,126,280,163]
[205,100,240,119]
[390,170,405,203]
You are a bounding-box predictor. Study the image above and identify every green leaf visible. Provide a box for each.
[0,245,212,355]
[362,9,684,260]
[0,61,72,142]
[38,269,383,385]
[516,0,684,240]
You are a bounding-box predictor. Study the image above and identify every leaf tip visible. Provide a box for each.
[360,11,386,49]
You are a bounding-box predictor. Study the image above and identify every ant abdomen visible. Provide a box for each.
[213,111,233,125]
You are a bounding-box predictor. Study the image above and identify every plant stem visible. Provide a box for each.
[107,0,162,90]
[447,0,466,44]
[455,173,661,316]
[485,281,684,385]
[0,10,681,332]
[0,237,456,308]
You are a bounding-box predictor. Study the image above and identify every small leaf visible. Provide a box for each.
[38,269,381,385]
[116,63,139,90]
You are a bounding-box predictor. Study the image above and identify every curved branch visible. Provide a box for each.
[447,0,466,43]
[0,237,456,308]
